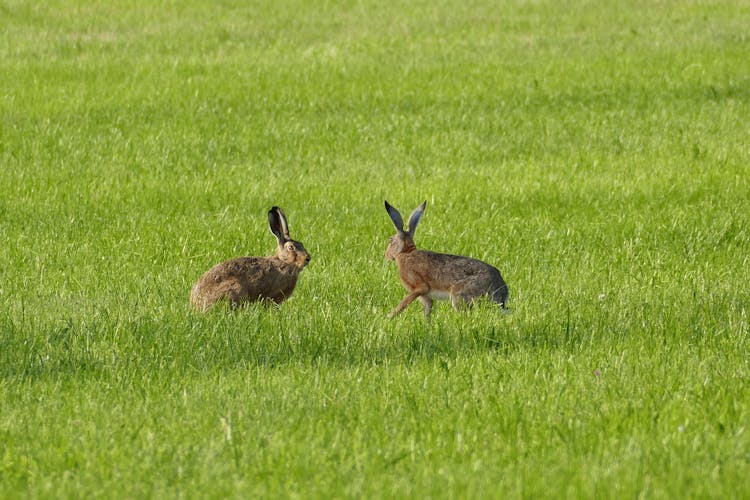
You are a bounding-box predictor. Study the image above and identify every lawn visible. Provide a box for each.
[1,0,749,497]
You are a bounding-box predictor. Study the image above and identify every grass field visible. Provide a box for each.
[1,0,749,497]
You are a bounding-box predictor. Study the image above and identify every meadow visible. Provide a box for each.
[1,0,749,497]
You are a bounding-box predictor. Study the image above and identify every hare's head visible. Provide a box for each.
[384,201,425,260]
[269,207,310,269]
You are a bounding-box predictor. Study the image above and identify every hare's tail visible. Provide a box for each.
[492,285,509,309]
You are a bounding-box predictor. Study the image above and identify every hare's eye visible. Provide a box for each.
[286,243,295,251]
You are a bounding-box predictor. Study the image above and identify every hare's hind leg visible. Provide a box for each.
[216,279,248,309]
[419,295,433,319]
[450,289,471,311]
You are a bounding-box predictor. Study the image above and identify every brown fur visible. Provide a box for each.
[190,207,310,311]
[385,201,508,320]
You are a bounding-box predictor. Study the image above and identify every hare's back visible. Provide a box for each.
[201,256,267,281]
[191,257,272,309]
[421,250,498,276]
[419,250,506,293]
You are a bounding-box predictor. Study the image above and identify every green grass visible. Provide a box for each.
[1,0,749,497]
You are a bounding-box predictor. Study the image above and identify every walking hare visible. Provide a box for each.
[190,206,310,311]
[384,201,508,319]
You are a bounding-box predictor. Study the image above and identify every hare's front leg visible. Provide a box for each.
[388,291,424,318]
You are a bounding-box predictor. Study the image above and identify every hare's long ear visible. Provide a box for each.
[407,201,426,236]
[268,207,286,244]
[275,207,291,238]
[384,201,405,233]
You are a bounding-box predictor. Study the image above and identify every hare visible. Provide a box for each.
[384,201,508,320]
[190,206,310,311]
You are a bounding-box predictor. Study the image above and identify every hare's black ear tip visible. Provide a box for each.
[270,206,280,212]
[384,200,391,209]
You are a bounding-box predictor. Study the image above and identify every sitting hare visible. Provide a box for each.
[190,206,310,311]
[384,201,508,319]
